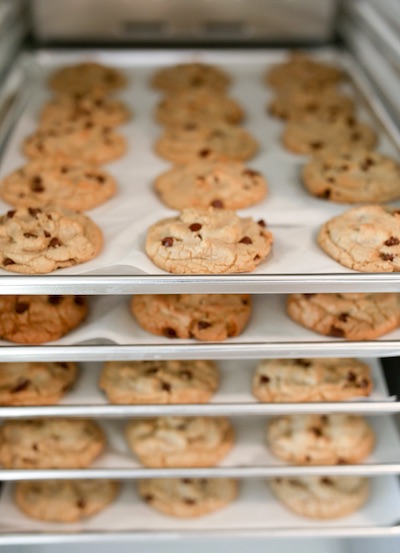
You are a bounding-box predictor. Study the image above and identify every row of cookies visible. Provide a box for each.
[0,62,132,274]
[267,53,400,273]
[13,475,371,523]
[0,292,399,345]
[0,414,377,469]
[0,357,375,407]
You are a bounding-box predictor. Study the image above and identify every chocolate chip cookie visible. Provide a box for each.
[138,478,238,518]
[0,158,117,211]
[270,476,369,519]
[269,88,353,121]
[266,53,343,89]
[40,93,130,128]
[303,151,400,203]
[0,361,77,405]
[155,88,244,127]
[267,414,375,465]
[100,360,218,404]
[282,114,377,155]
[15,480,118,522]
[318,205,400,272]
[253,358,373,402]
[0,207,103,274]
[155,122,258,164]
[126,416,234,467]
[145,208,272,274]
[151,62,230,93]
[23,121,126,165]
[0,418,105,468]
[130,294,251,340]
[286,293,400,340]
[49,62,126,95]
[154,159,268,210]
[0,295,87,344]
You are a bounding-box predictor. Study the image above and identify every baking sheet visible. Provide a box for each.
[0,49,398,278]
[1,475,399,533]
[57,358,392,406]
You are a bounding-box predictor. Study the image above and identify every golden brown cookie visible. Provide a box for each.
[269,88,353,121]
[0,418,105,468]
[253,358,373,402]
[15,480,118,522]
[130,294,251,340]
[138,478,238,518]
[0,207,103,274]
[151,62,230,93]
[286,293,400,340]
[266,53,343,89]
[145,208,272,274]
[0,158,117,211]
[49,62,126,95]
[0,361,77,405]
[125,416,234,467]
[154,159,267,210]
[0,295,87,344]
[100,360,218,404]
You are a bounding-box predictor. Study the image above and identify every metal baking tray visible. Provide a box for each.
[0,357,396,418]
[1,48,400,294]
[1,475,400,543]
[0,414,399,480]
[2,295,400,363]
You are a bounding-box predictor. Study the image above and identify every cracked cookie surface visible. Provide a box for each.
[138,477,238,518]
[154,159,267,210]
[145,208,272,274]
[100,359,218,404]
[286,293,400,340]
[318,205,400,272]
[126,416,234,467]
[130,294,252,340]
[253,358,373,402]
[0,207,102,274]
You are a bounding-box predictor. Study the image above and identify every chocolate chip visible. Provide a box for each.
[198,320,211,330]
[347,116,356,127]
[48,295,63,305]
[380,253,395,262]
[85,121,94,129]
[312,427,323,437]
[260,375,270,384]
[210,199,224,208]
[11,379,29,393]
[44,231,51,238]
[351,132,361,141]
[319,188,331,199]
[360,158,374,171]
[327,177,335,184]
[310,141,323,150]
[189,223,202,232]
[199,148,211,158]
[163,327,177,338]
[239,236,252,244]
[96,175,105,184]
[347,371,356,382]
[57,362,69,369]
[143,494,154,502]
[6,210,15,219]
[60,166,69,174]
[76,499,86,509]
[253,254,260,260]
[305,455,311,461]
[24,232,37,238]
[321,477,333,486]
[161,382,171,391]
[329,325,345,337]
[182,479,193,484]
[296,359,311,367]
[74,296,85,306]
[15,302,29,314]
[257,219,267,227]
[145,368,158,375]
[337,458,346,464]
[179,370,192,380]
[338,312,349,322]
[243,169,260,178]
[28,207,42,217]
[303,293,316,299]
[49,237,62,248]
[384,237,399,246]
[184,498,196,505]
[31,177,44,193]
[3,258,15,266]
[161,236,173,247]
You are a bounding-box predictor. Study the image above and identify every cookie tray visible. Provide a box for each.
[2,295,400,366]
[1,414,399,480]
[1,48,400,294]
[0,358,396,418]
[1,476,400,543]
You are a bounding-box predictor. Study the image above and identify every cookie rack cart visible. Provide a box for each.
[1,0,400,550]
